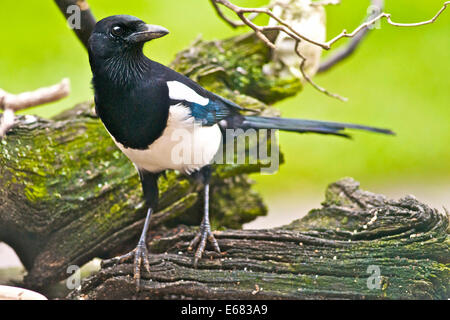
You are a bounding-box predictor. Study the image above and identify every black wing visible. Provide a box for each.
[154,60,248,126]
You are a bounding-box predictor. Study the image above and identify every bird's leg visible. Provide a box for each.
[188,182,221,267]
[102,207,153,291]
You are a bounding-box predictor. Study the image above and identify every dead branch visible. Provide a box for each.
[211,0,450,100]
[325,1,450,47]
[210,0,264,28]
[212,0,449,52]
[68,178,450,300]
[53,0,96,49]
[295,42,347,101]
[0,79,70,137]
[318,0,384,73]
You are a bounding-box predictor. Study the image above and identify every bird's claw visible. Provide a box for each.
[133,240,151,290]
[101,240,150,291]
[188,223,221,267]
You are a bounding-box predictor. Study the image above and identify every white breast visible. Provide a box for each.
[111,104,222,174]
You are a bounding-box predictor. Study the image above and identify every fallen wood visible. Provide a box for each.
[0,32,299,289]
[0,106,267,289]
[69,178,449,300]
[1,10,448,299]
[0,78,70,137]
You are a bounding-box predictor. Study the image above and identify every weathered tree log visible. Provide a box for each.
[69,178,449,300]
[0,33,299,289]
[2,7,448,299]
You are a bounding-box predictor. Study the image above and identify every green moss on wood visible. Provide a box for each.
[0,31,307,288]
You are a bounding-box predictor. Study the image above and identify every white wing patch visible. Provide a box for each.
[167,81,209,106]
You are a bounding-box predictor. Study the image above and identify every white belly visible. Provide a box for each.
[111,104,222,174]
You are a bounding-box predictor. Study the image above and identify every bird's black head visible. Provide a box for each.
[88,15,169,59]
[88,15,169,87]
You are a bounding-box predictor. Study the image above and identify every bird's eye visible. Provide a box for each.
[111,25,125,37]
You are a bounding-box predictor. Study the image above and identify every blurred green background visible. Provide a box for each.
[1,0,449,227]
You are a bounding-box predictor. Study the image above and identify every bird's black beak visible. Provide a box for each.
[128,24,169,43]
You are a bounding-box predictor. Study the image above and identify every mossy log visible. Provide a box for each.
[1,32,448,299]
[0,107,266,289]
[0,33,299,289]
[69,179,449,300]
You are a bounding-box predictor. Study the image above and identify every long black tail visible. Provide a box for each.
[240,116,394,138]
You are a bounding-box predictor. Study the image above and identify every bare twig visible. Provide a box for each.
[0,79,70,137]
[213,0,449,51]
[211,0,450,100]
[210,0,262,28]
[324,1,450,47]
[294,41,347,102]
[0,79,70,111]
[318,0,384,73]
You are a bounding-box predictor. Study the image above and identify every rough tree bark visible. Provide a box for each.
[1,5,448,300]
[69,178,449,300]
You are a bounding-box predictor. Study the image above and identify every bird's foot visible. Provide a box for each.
[102,239,150,291]
[188,222,221,267]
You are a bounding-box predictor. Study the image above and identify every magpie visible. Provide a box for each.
[88,15,394,289]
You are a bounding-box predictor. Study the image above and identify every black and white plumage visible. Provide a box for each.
[88,15,393,289]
